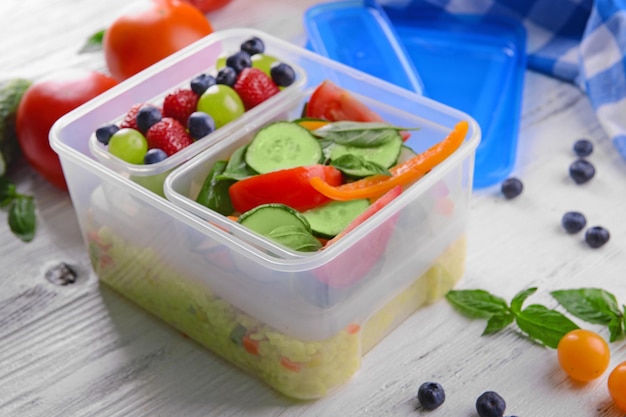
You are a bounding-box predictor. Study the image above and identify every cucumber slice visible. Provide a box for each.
[330,131,402,170]
[396,145,417,164]
[245,122,322,174]
[302,199,370,239]
[238,203,321,252]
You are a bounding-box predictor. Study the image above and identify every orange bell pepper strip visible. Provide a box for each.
[310,120,469,201]
[297,119,330,131]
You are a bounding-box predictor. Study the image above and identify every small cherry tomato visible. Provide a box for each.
[608,361,626,412]
[557,329,610,382]
[228,165,343,213]
[16,70,118,189]
[103,0,213,81]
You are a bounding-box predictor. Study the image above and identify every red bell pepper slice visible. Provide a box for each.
[229,164,343,213]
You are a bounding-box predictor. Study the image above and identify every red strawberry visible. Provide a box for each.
[120,103,161,130]
[162,88,199,125]
[119,103,143,130]
[146,117,194,156]
[233,68,280,110]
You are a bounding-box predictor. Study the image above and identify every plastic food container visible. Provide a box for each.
[50,28,480,400]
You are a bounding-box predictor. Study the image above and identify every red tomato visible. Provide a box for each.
[306,80,410,140]
[306,80,385,123]
[179,0,232,13]
[103,0,214,81]
[16,70,118,190]
[229,165,343,213]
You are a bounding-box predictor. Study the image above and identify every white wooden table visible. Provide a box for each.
[1,1,625,416]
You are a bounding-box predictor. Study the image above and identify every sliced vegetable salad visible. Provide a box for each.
[195,80,469,252]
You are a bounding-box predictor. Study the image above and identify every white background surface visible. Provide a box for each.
[1,0,625,416]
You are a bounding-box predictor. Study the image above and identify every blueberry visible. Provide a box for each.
[216,66,238,87]
[270,62,296,87]
[585,226,610,248]
[240,36,265,55]
[417,382,445,410]
[136,105,162,133]
[187,112,216,139]
[190,73,216,95]
[500,177,523,199]
[476,391,506,417]
[225,51,252,74]
[569,159,595,184]
[143,148,168,164]
[573,138,593,157]
[95,124,119,145]
[561,211,587,234]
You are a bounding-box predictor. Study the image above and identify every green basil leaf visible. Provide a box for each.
[217,145,256,181]
[330,154,391,178]
[483,311,515,335]
[446,289,510,319]
[0,176,17,207]
[8,195,36,242]
[608,317,624,342]
[318,138,335,163]
[551,288,623,326]
[313,122,407,147]
[510,287,538,314]
[515,304,579,348]
[267,225,322,252]
[79,29,105,53]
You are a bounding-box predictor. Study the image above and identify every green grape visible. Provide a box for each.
[215,53,227,70]
[251,53,278,76]
[197,84,245,129]
[108,128,148,164]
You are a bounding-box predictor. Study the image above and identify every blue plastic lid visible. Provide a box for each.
[304,1,527,188]
[304,0,425,95]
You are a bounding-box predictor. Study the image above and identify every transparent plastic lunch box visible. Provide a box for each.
[50,28,480,399]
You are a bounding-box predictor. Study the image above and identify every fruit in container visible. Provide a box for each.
[95,35,298,167]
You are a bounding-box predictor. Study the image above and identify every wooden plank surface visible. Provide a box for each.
[1,1,626,416]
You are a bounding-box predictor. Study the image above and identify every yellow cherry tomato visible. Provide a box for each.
[557,329,610,382]
[608,361,626,412]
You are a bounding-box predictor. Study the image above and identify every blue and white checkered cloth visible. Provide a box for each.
[376,0,626,161]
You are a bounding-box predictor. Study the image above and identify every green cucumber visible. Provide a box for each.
[397,144,417,164]
[244,121,322,174]
[329,130,402,172]
[238,203,321,252]
[195,160,235,216]
[302,199,370,239]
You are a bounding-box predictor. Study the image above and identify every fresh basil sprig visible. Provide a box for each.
[447,286,626,348]
[446,287,579,348]
[311,121,417,147]
[0,176,36,242]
